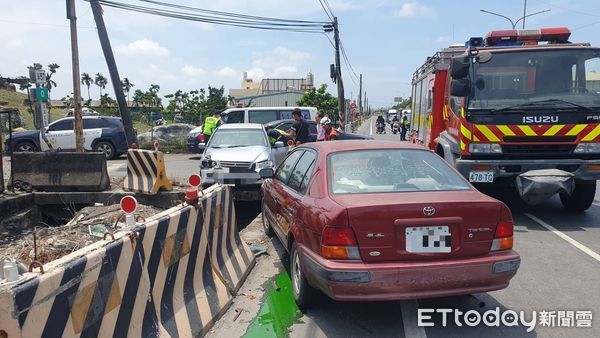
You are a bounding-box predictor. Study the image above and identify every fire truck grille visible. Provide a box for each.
[501,144,576,155]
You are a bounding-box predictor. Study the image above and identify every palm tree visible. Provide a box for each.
[81,73,93,101]
[94,73,107,99]
[121,77,134,105]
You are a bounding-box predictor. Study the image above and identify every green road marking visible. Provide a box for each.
[244,272,303,338]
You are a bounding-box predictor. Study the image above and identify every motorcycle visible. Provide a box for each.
[376,122,385,134]
[392,121,399,134]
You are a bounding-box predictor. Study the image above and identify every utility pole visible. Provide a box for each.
[90,0,137,146]
[67,0,84,152]
[358,74,363,116]
[523,0,527,29]
[333,17,345,129]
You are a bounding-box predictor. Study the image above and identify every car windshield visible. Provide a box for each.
[469,49,600,111]
[208,129,268,148]
[328,149,471,194]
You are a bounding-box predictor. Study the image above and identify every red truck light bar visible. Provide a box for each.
[485,27,571,46]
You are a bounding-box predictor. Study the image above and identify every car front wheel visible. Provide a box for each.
[290,241,317,309]
[14,141,37,152]
[261,203,274,237]
[94,141,116,160]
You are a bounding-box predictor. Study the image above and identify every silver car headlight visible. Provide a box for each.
[574,143,600,153]
[254,160,274,171]
[469,143,502,154]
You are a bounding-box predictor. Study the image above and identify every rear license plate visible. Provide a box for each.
[469,171,494,183]
[406,226,451,253]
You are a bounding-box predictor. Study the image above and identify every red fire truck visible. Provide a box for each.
[410,27,600,211]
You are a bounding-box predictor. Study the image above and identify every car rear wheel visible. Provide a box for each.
[94,141,116,160]
[14,141,37,152]
[290,241,317,309]
[261,203,274,237]
[560,181,596,212]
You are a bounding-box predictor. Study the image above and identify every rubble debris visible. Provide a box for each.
[0,203,164,266]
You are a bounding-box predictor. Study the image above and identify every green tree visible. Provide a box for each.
[132,89,144,107]
[81,73,93,101]
[297,84,338,121]
[121,78,134,104]
[94,73,108,98]
[45,63,60,96]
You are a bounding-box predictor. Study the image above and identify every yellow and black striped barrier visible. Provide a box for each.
[124,149,172,195]
[0,185,254,337]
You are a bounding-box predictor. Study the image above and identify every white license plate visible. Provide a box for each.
[469,170,494,183]
[406,226,451,253]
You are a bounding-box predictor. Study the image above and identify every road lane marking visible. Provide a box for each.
[370,118,373,135]
[400,300,427,338]
[525,213,600,263]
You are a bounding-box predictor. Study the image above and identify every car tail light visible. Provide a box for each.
[197,134,205,142]
[321,226,360,260]
[491,219,514,251]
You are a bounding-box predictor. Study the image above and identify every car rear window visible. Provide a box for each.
[328,149,471,194]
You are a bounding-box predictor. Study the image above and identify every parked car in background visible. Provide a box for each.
[199,123,288,200]
[260,141,520,308]
[5,116,129,160]
[187,107,318,153]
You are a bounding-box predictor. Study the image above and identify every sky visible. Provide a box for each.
[3,0,600,109]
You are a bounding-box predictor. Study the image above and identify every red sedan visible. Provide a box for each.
[259,141,520,308]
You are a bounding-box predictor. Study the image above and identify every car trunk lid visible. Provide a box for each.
[331,191,501,262]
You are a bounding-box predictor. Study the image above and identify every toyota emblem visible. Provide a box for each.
[423,206,435,216]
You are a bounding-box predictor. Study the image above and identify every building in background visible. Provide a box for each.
[229,72,314,99]
[233,91,304,107]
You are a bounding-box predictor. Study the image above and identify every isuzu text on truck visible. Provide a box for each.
[410,27,600,211]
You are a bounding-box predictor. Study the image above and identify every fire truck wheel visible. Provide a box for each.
[559,181,596,212]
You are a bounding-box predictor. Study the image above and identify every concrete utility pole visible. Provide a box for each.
[333,17,345,129]
[90,0,138,146]
[358,74,363,116]
[523,0,527,29]
[67,0,84,152]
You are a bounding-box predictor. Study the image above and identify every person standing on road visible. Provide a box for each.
[321,117,340,141]
[400,114,409,141]
[203,111,221,140]
[288,108,310,145]
[315,112,326,141]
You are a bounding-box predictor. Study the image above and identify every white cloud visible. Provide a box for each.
[147,64,178,82]
[245,47,311,80]
[181,65,206,76]
[116,39,170,57]
[246,68,266,80]
[273,66,298,77]
[217,67,237,77]
[394,1,433,17]
[272,47,310,61]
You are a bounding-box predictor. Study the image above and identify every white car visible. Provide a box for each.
[199,123,288,200]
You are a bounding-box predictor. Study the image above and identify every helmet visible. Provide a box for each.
[320,117,332,126]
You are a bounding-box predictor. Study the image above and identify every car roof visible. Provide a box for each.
[226,106,316,111]
[298,140,428,153]
[218,123,264,130]
[51,116,121,123]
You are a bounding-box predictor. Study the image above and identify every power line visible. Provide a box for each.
[317,0,333,21]
[138,0,331,24]
[86,0,331,33]
[323,0,336,18]
[340,40,360,83]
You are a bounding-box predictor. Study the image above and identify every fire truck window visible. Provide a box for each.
[449,96,462,116]
[584,57,600,93]
[427,90,433,109]
[413,80,423,133]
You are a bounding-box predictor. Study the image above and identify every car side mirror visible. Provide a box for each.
[272,141,284,148]
[259,168,274,179]
[450,55,470,79]
[451,78,471,97]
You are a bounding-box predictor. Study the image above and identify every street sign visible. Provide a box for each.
[35,87,49,101]
[350,101,357,109]
[32,70,46,85]
[36,101,48,128]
